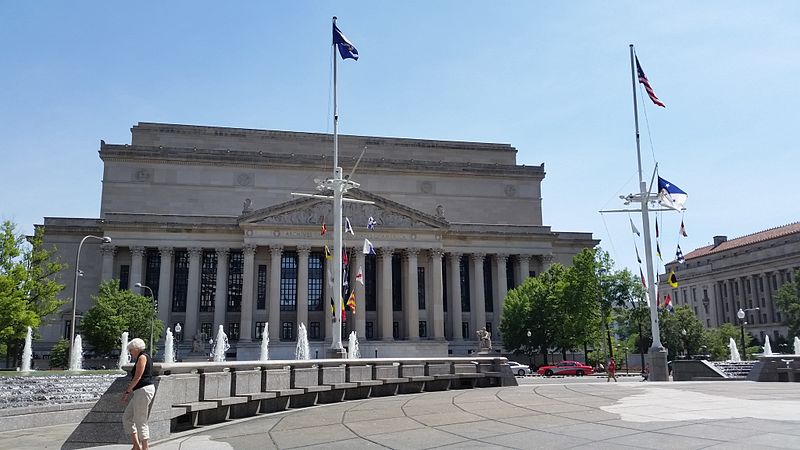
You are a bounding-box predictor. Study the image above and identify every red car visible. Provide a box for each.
[537,360,594,377]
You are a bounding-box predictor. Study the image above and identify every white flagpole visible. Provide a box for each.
[330,16,345,356]
[629,44,667,380]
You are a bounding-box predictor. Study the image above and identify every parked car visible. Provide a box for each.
[537,360,594,377]
[507,362,533,376]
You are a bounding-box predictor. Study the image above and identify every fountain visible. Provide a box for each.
[728,337,741,362]
[211,325,230,362]
[164,328,175,363]
[117,331,130,369]
[347,331,360,359]
[295,323,310,360]
[259,323,269,361]
[20,327,33,373]
[763,335,773,356]
[69,335,84,371]
[794,336,800,355]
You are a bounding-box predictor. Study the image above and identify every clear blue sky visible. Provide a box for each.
[1,1,797,277]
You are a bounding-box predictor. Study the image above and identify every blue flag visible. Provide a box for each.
[657,176,688,211]
[333,23,359,60]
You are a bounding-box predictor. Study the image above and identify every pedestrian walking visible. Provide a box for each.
[606,357,618,382]
[121,338,155,450]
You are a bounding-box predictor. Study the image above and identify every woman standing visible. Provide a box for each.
[121,338,155,450]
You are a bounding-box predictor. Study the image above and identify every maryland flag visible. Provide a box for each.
[346,291,356,313]
[325,245,332,259]
[668,269,679,288]
[321,218,327,236]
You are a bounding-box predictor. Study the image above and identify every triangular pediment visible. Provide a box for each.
[239,189,449,230]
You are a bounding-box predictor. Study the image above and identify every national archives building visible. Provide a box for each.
[659,222,800,344]
[39,123,597,359]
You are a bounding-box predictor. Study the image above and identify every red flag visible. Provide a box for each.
[636,56,666,108]
[639,268,647,288]
[342,249,349,266]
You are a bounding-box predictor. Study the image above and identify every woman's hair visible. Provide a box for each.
[127,338,146,352]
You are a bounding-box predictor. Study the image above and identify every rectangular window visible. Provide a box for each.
[144,249,161,301]
[734,282,739,296]
[759,278,764,292]
[746,280,751,294]
[694,307,698,315]
[365,254,377,311]
[227,250,244,312]
[703,288,708,300]
[366,321,374,339]
[310,321,320,340]
[228,322,240,341]
[200,250,217,312]
[706,319,711,327]
[460,256,471,312]
[506,262,515,290]
[486,322,492,336]
[442,257,447,312]
[682,289,687,303]
[255,322,266,340]
[200,323,212,341]
[119,265,130,291]
[63,320,71,340]
[723,284,727,297]
[392,256,403,311]
[762,313,768,324]
[393,321,400,339]
[281,322,294,340]
[257,264,268,310]
[308,253,323,311]
[772,275,778,290]
[280,251,298,311]
[484,259,493,312]
[462,321,469,340]
[417,267,426,310]
[172,250,189,312]
[692,288,697,303]
[419,321,427,338]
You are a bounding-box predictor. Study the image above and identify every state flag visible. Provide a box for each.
[668,269,679,288]
[657,176,688,211]
[333,22,359,60]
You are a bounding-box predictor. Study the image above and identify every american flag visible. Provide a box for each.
[635,56,666,108]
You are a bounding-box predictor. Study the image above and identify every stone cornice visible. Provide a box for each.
[99,144,545,178]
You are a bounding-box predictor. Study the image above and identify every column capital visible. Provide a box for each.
[378,247,394,259]
[158,246,173,257]
[269,246,283,257]
[100,244,117,256]
[494,253,508,263]
[518,253,532,260]
[430,249,444,259]
[403,248,419,259]
[243,244,257,256]
[447,252,461,263]
[130,246,146,257]
[540,254,554,263]
[187,247,203,258]
[215,247,230,258]
[296,245,312,257]
[471,253,486,263]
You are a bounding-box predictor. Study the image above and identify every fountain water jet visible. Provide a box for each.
[211,325,230,362]
[164,328,175,363]
[347,331,360,359]
[295,323,310,360]
[20,327,33,372]
[728,337,741,362]
[794,336,800,355]
[69,335,84,371]
[763,335,773,356]
[117,331,130,369]
[259,322,269,361]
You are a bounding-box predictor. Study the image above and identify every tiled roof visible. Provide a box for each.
[683,222,800,260]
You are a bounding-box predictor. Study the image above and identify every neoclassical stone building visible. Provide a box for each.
[39,123,597,359]
[659,222,800,343]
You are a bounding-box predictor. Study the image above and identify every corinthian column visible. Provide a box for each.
[471,253,486,340]
[493,254,508,338]
[448,253,462,341]
[268,247,282,340]
[404,249,420,340]
[297,246,310,332]
[213,248,229,332]
[129,246,146,290]
[239,244,257,341]
[378,248,394,340]
[430,250,444,339]
[100,244,116,281]
[517,254,531,285]
[184,247,202,339]
[157,247,173,325]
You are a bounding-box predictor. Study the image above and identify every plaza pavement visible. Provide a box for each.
[3,376,800,449]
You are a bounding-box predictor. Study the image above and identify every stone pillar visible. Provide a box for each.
[517,254,531,284]
[471,254,486,340]
[493,254,508,336]
[430,250,445,340]
[378,248,394,340]
[240,245,256,341]
[129,246,146,289]
[353,251,366,339]
[213,248,229,332]
[541,254,554,273]
[404,249,420,340]
[448,253,462,341]
[184,247,202,339]
[296,246,310,331]
[753,274,763,324]
[157,247,173,325]
[100,244,116,281]
[268,246,282,340]
[763,273,775,323]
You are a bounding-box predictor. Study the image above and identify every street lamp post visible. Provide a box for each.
[737,307,760,360]
[175,323,182,342]
[681,328,688,359]
[71,235,111,351]
[526,330,533,369]
[623,346,629,374]
[135,283,156,351]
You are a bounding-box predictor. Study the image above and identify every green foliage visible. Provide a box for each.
[49,338,70,369]
[0,221,65,363]
[703,322,756,360]
[775,269,800,338]
[80,281,163,356]
[658,305,706,360]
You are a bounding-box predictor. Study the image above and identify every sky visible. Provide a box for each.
[1,1,798,278]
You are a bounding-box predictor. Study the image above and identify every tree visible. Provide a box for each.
[557,249,602,359]
[704,323,755,361]
[659,305,705,360]
[49,338,70,369]
[0,221,65,365]
[595,250,646,360]
[775,269,800,338]
[80,281,163,356]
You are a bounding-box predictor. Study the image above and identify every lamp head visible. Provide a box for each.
[102,237,112,244]
[527,330,532,337]
[737,308,745,320]
[135,282,144,288]
[175,323,182,333]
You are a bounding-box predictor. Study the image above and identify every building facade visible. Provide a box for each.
[39,122,597,359]
[660,223,800,343]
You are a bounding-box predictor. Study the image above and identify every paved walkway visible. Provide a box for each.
[3,379,800,449]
